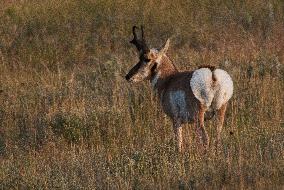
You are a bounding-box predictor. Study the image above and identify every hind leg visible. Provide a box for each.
[216,103,227,148]
[195,104,209,149]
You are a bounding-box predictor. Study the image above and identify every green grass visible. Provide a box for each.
[0,0,283,189]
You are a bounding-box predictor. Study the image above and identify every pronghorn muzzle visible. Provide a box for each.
[125,61,142,82]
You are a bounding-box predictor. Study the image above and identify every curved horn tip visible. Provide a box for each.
[141,25,145,39]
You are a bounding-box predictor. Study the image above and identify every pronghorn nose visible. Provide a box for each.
[125,74,130,81]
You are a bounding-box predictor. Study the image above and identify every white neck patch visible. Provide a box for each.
[151,71,160,89]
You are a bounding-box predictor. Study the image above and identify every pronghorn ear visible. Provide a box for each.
[157,39,170,60]
[159,39,170,54]
[156,39,170,62]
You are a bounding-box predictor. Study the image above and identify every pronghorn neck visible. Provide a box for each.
[150,55,178,93]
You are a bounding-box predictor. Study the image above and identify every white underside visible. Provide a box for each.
[169,90,188,119]
[190,68,233,110]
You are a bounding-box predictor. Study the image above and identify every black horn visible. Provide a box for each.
[141,25,145,39]
[129,26,149,53]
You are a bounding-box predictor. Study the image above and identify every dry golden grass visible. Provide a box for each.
[0,0,283,189]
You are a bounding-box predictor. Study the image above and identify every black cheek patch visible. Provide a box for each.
[151,62,157,72]
[144,58,151,62]
[139,54,151,63]
[150,62,158,79]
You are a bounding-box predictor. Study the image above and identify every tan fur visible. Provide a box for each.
[128,53,219,152]
[149,55,212,151]
[126,26,230,152]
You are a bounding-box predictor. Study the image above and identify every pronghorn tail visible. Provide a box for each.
[198,65,217,82]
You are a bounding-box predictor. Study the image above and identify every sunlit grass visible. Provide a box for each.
[0,0,283,189]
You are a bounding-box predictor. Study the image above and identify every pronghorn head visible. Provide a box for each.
[125,26,170,83]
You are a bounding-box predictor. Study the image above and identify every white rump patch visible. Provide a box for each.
[190,68,215,108]
[211,69,233,109]
[190,68,233,109]
[169,90,187,118]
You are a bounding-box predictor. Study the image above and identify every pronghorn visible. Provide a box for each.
[125,26,233,152]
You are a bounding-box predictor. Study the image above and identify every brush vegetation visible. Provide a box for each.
[0,0,283,189]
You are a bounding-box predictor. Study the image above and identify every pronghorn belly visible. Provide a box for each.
[211,69,233,109]
[167,90,194,122]
[190,68,215,108]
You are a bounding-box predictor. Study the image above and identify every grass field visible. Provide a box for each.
[0,0,283,189]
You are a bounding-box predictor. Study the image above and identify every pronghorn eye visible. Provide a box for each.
[144,58,151,62]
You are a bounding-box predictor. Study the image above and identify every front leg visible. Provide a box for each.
[173,119,183,153]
